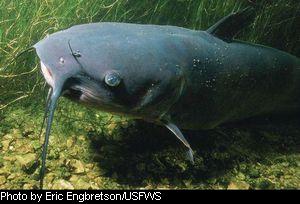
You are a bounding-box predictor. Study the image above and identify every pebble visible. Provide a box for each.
[66,138,75,148]
[0,176,6,185]
[227,181,250,190]
[2,140,11,151]
[70,160,85,174]
[16,153,37,169]
[52,179,74,190]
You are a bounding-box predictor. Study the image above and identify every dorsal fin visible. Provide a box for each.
[207,7,256,41]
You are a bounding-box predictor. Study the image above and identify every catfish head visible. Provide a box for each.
[34,23,192,189]
[35,23,186,121]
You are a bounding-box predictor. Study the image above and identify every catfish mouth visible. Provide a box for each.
[39,60,111,108]
[40,61,54,88]
[62,74,127,113]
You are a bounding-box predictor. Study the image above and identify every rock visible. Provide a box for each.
[107,122,118,135]
[227,181,250,190]
[44,173,56,184]
[0,168,8,176]
[23,183,36,189]
[66,138,75,148]
[69,175,80,183]
[87,172,98,179]
[78,135,86,141]
[107,122,117,131]
[2,140,11,151]
[7,173,22,180]
[86,163,94,169]
[15,142,34,154]
[75,179,91,189]
[52,179,74,190]
[2,134,13,140]
[16,153,39,174]
[12,129,22,137]
[0,176,6,185]
[16,153,36,166]
[90,183,100,189]
[70,160,85,174]
[94,177,102,185]
[3,156,16,162]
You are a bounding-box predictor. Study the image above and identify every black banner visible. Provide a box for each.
[0,190,296,202]
[2,191,163,202]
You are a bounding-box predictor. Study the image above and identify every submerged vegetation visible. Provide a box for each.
[0,0,299,189]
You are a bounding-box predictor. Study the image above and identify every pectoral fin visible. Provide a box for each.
[161,120,194,164]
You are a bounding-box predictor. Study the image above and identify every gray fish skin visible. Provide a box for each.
[169,33,300,129]
[35,23,201,120]
[33,9,300,187]
[34,22,300,129]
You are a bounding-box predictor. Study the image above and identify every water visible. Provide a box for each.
[0,0,299,190]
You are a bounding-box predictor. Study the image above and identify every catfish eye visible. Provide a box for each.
[104,71,121,87]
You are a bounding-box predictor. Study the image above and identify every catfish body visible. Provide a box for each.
[37,22,300,129]
[32,8,300,188]
[168,33,300,129]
